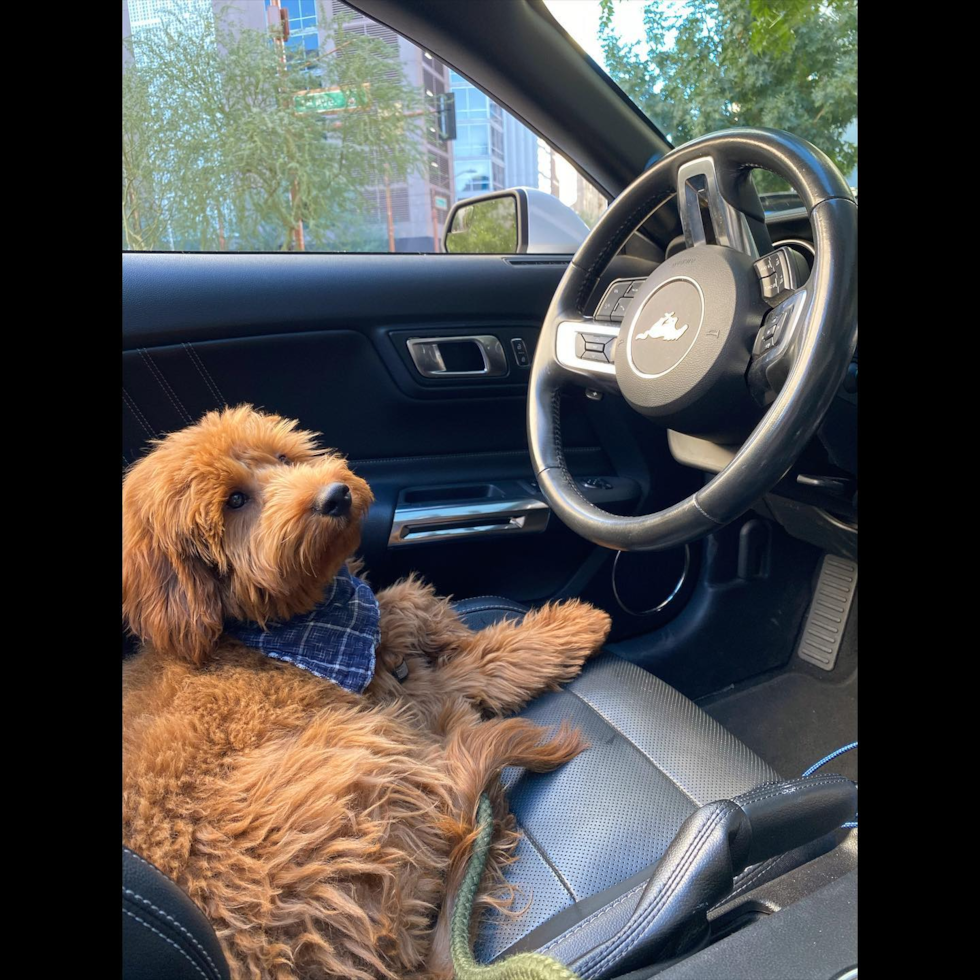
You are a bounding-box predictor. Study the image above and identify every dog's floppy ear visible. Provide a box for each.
[123,527,223,665]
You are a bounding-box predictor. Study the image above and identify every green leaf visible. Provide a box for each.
[599,0,857,195]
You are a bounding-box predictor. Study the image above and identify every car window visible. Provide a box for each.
[122,0,608,253]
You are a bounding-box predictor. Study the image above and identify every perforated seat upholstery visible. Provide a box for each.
[450,597,799,967]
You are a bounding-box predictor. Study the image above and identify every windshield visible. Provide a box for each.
[544,0,857,198]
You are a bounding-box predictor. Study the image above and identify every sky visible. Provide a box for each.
[543,0,650,69]
[540,1,650,203]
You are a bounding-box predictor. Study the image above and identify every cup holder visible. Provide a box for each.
[612,544,691,617]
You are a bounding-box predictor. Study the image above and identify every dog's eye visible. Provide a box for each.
[227,492,248,509]
[277,454,290,464]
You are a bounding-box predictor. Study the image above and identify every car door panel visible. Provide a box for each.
[123,253,570,346]
[122,252,652,607]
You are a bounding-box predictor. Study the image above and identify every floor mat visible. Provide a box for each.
[700,669,857,782]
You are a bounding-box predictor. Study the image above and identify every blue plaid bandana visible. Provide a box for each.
[225,564,381,694]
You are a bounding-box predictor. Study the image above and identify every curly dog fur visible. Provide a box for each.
[122,406,611,980]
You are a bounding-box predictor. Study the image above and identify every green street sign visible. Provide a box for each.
[294,88,366,114]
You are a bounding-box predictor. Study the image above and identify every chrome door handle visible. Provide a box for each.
[406,335,507,377]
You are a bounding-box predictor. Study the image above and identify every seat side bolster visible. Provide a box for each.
[122,847,231,980]
[553,778,856,979]
[560,801,745,977]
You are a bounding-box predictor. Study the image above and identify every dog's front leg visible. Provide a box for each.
[434,599,611,715]
[375,574,471,666]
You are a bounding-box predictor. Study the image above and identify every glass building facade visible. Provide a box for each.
[450,70,539,200]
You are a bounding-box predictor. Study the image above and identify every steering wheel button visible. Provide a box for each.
[596,280,631,318]
[624,281,642,297]
[762,270,787,299]
[582,349,609,363]
[754,247,809,304]
[755,252,782,277]
[611,299,630,319]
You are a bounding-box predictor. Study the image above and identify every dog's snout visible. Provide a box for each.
[314,483,352,518]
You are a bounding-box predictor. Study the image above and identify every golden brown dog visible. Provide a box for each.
[122,405,610,980]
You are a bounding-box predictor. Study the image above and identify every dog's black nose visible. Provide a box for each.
[314,483,352,517]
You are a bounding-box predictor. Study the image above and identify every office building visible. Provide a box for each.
[450,69,539,200]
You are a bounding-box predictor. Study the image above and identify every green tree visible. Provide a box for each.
[598,0,857,194]
[123,2,425,251]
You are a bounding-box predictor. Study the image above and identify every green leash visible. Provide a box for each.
[450,795,582,980]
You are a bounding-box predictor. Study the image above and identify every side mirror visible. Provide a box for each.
[443,187,590,255]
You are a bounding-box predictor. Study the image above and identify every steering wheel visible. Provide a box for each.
[528,128,857,551]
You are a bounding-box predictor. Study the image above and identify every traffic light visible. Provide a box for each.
[435,92,456,141]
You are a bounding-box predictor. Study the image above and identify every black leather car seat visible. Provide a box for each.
[451,597,851,973]
[122,596,853,980]
[122,846,229,980]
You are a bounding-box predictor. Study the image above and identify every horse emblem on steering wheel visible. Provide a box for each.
[636,311,689,342]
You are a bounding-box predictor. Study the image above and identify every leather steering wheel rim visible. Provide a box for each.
[527,127,857,551]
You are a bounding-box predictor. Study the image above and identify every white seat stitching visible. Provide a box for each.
[123,909,213,980]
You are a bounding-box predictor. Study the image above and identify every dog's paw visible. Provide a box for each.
[530,599,611,664]
[558,599,612,654]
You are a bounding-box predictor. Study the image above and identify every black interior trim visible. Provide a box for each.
[123,252,568,349]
